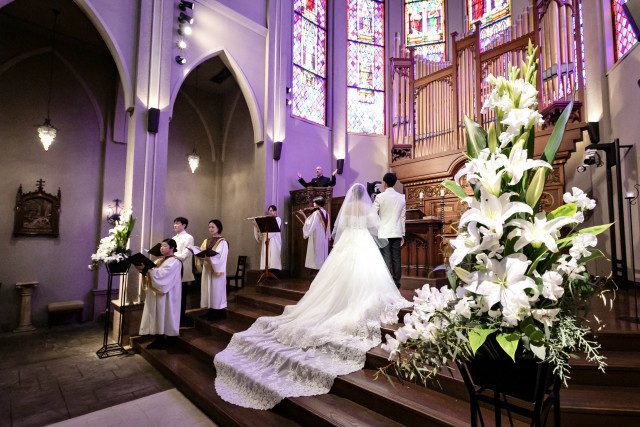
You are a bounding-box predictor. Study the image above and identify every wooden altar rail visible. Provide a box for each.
[390,0,584,163]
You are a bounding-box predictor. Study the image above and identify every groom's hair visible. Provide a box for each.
[383,173,397,187]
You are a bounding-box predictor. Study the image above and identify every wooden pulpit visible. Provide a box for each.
[402,208,445,279]
[289,187,332,278]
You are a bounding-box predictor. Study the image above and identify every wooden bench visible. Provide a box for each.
[48,300,84,327]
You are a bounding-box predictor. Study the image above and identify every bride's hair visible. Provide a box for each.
[350,183,365,200]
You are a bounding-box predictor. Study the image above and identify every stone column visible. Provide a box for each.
[14,281,38,333]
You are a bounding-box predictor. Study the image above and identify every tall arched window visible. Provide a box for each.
[347,0,385,135]
[292,0,327,126]
[612,0,638,61]
[467,0,511,51]
[405,0,446,61]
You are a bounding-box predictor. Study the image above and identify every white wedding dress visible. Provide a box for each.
[214,183,412,410]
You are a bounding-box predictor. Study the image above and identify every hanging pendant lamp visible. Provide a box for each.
[187,66,200,173]
[38,9,60,151]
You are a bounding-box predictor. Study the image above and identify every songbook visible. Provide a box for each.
[128,252,156,270]
[250,215,281,234]
[188,245,218,258]
[143,242,162,257]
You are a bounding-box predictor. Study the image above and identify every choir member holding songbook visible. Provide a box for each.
[196,219,228,320]
[134,238,182,349]
[252,205,282,273]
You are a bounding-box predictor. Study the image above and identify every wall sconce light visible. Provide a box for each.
[179,1,195,11]
[175,56,186,64]
[177,40,187,49]
[286,99,292,105]
[178,12,194,24]
[336,159,344,174]
[286,87,292,93]
[178,23,192,36]
[106,198,123,225]
[273,141,283,161]
[587,121,600,144]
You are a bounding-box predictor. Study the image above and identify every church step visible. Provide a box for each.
[130,338,299,427]
[256,282,308,301]
[133,335,421,426]
[234,290,296,315]
[331,368,527,426]
[277,394,405,427]
[593,331,640,352]
[560,385,640,426]
[569,350,640,387]
[188,308,255,341]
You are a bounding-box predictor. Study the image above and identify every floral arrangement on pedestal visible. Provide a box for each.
[382,42,612,384]
[89,209,136,271]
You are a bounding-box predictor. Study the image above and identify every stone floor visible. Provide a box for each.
[0,322,178,427]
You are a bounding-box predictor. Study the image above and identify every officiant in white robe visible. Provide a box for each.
[198,219,228,320]
[137,239,182,347]
[300,196,330,270]
[253,205,282,270]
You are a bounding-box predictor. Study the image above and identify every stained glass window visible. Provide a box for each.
[292,0,327,125]
[347,0,385,135]
[466,0,511,51]
[612,0,638,61]
[405,1,446,61]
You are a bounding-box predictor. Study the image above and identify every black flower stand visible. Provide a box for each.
[96,260,131,358]
[459,354,562,427]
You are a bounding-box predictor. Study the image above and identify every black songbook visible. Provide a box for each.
[147,242,162,257]
[128,252,156,270]
[189,246,218,258]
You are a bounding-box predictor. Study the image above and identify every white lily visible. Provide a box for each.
[464,254,538,315]
[538,270,565,301]
[466,152,509,196]
[460,189,533,238]
[508,212,578,252]
[504,143,551,186]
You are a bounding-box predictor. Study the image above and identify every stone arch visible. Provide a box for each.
[169,48,264,144]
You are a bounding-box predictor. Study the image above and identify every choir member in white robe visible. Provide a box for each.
[137,239,183,349]
[172,216,195,326]
[300,196,330,270]
[253,205,282,271]
[198,219,229,320]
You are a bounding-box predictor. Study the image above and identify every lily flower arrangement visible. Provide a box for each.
[382,41,612,384]
[89,209,136,271]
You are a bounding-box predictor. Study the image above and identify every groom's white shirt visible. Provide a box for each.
[374,187,406,239]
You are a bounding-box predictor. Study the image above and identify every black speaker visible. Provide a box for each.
[147,108,160,133]
[273,141,283,161]
[623,0,640,38]
[336,158,344,175]
[587,121,600,144]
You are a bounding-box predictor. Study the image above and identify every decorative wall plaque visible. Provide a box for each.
[14,179,61,237]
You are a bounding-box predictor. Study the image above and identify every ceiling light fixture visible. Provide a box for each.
[178,12,194,24]
[178,23,192,36]
[179,1,195,11]
[38,9,60,151]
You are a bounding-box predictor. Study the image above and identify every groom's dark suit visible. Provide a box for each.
[298,175,336,187]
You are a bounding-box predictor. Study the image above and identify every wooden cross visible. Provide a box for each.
[36,179,45,192]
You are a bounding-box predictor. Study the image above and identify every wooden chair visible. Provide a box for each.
[227,255,247,291]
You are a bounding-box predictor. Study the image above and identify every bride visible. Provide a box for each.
[214,183,411,410]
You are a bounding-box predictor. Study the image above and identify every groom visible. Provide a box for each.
[374,173,406,289]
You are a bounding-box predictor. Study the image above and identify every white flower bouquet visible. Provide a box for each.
[89,209,136,271]
[382,42,612,384]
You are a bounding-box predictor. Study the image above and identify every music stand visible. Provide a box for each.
[252,216,280,283]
